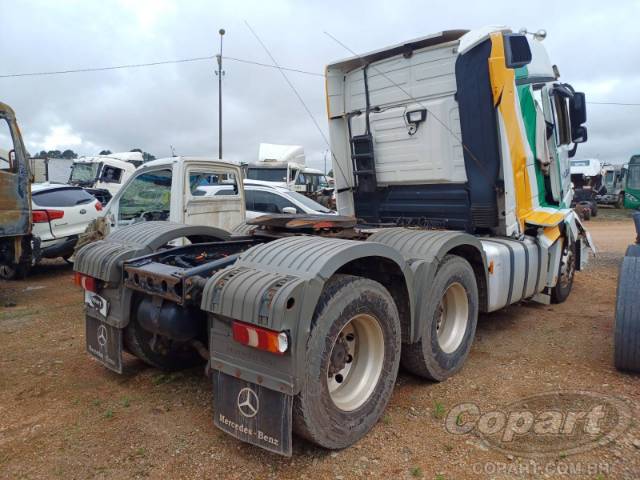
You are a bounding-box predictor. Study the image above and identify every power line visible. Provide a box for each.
[244,21,350,189]
[587,101,640,106]
[0,55,323,79]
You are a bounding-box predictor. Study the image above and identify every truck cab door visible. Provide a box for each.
[176,160,245,231]
[0,105,31,240]
[541,84,573,207]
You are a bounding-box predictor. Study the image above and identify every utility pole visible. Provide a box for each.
[215,28,225,160]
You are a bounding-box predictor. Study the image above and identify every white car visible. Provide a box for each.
[195,179,335,219]
[31,183,102,262]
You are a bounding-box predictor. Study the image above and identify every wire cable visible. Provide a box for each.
[244,21,351,187]
[586,101,640,106]
[0,55,323,79]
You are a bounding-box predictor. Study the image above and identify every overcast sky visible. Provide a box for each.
[1,0,639,170]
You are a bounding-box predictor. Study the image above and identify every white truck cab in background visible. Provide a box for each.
[68,152,141,204]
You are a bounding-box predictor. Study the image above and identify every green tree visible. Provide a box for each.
[99,149,112,155]
[62,149,77,159]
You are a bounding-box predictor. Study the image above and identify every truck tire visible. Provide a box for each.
[591,202,598,217]
[617,193,625,209]
[0,263,29,280]
[293,274,401,450]
[614,256,640,372]
[550,240,576,304]
[625,244,640,257]
[400,255,478,381]
[124,312,203,371]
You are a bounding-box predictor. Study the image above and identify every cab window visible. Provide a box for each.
[188,170,239,198]
[551,93,572,146]
[0,118,17,173]
[101,166,123,183]
[117,169,172,224]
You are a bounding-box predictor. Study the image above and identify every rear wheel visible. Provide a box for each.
[617,193,625,209]
[401,255,478,381]
[614,256,640,372]
[551,240,576,304]
[293,275,401,450]
[124,313,203,371]
[0,263,29,280]
[591,202,598,217]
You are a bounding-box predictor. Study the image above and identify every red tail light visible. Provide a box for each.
[73,272,98,292]
[95,201,103,211]
[32,209,64,223]
[232,320,288,355]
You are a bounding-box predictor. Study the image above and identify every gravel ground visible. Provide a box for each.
[1,211,639,479]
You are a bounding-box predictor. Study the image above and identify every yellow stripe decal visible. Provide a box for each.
[488,33,568,231]
[543,225,561,243]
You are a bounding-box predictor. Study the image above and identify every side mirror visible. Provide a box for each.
[570,91,587,130]
[282,206,297,215]
[573,125,588,144]
[503,34,532,69]
[568,126,587,157]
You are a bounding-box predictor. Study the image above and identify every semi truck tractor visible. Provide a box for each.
[74,27,592,456]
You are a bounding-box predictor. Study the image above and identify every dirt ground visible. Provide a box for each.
[1,212,639,479]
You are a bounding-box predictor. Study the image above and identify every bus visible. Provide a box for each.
[625,155,640,209]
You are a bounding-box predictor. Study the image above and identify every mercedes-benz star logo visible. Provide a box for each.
[237,387,259,418]
[97,325,108,347]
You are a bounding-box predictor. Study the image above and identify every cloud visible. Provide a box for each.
[1,0,639,171]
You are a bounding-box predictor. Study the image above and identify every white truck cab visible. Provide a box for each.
[69,152,141,204]
[99,156,245,235]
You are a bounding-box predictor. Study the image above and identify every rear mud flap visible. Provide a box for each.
[212,371,293,456]
[85,315,123,373]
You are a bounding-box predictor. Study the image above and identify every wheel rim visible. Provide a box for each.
[559,246,575,288]
[327,314,385,412]
[436,282,469,354]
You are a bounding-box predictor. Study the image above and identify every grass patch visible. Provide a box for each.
[104,409,114,419]
[433,401,446,419]
[410,466,423,478]
[121,397,131,408]
[152,372,183,385]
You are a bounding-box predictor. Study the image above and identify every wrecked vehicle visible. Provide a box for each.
[0,102,34,280]
[570,158,603,219]
[74,156,246,250]
[74,27,593,456]
[68,152,140,205]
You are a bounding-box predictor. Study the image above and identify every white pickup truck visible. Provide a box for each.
[87,156,246,239]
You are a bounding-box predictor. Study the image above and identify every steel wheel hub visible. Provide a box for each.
[436,282,469,354]
[327,314,385,411]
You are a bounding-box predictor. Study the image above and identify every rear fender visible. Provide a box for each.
[367,228,488,341]
[201,236,413,394]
